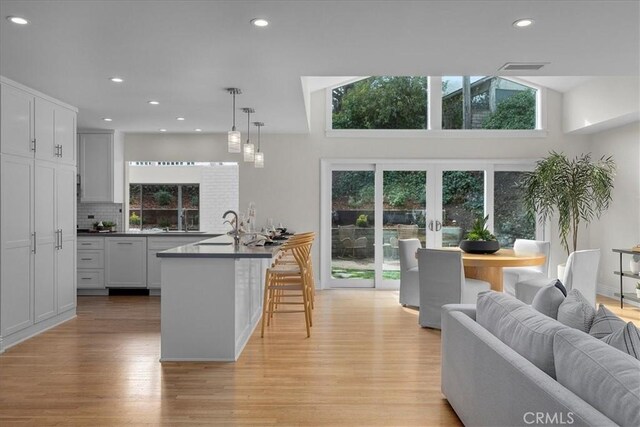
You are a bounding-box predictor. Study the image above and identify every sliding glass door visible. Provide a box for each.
[330,166,375,287]
[321,161,540,288]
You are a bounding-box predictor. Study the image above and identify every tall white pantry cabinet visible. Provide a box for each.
[0,76,78,353]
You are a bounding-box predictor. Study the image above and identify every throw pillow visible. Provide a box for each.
[589,304,626,339]
[531,283,565,319]
[601,322,640,360]
[552,279,567,297]
[557,289,596,332]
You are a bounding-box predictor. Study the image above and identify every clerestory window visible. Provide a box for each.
[329,76,540,132]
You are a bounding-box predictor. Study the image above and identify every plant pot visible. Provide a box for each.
[459,240,500,254]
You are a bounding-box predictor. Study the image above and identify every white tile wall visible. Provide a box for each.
[77,200,123,230]
[200,165,239,233]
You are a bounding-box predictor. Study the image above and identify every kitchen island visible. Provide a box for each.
[157,234,278,362]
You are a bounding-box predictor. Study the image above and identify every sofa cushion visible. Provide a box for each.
[554,328,640,427]
[601,322,640,360]
[557,289,596,332]
[477,291,568,378]
[531,283,565,319]
[589,304,626,339]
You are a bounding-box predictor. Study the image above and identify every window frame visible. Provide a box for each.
[325,76,547,138]
[127,182,200,231]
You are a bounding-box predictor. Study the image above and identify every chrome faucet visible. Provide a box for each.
[222,210,241,246]
[180,211,188,232]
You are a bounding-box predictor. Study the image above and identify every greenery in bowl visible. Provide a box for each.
[465,215,496,241]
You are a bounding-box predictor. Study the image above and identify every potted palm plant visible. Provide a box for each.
[522,152,615,275]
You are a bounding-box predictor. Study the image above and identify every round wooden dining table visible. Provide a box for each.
[460,249,546,292]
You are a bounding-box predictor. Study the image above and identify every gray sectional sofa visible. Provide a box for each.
[441,293,640,427]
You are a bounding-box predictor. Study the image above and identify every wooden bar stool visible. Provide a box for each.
[272,232,316,309]
[261,237,314,337]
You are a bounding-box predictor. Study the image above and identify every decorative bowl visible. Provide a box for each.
[459,240,500,254]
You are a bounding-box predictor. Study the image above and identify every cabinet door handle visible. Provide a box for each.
[117,242,133,245]
[59,229,63,249]
[58,145,63,157]
[32,232,36,254]
[80,258,93,261]
[80,242,92,246]
[435,220,442,232]
[31,139,36,152]
[428,220,434,231]
[81,277,92,280]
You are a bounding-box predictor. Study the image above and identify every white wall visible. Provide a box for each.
[588,122,640,298]
[129,165,202,183]
[563,76,640,134]
[125,88,593,287]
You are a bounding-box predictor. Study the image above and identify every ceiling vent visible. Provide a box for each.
[499,62,549,71]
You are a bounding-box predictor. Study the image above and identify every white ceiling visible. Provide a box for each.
[1,1,638,134]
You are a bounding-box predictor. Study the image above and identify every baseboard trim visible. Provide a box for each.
[77,289,109,296]
[0,309,76,353]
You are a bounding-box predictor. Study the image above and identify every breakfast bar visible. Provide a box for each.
[157,234,278,362]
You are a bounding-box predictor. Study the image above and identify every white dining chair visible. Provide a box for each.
[515,249,600,307]
[503,239,551,297]
[417,248,491,329]
[398,238,422,307]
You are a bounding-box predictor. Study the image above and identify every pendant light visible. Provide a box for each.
[226,88,242,153]
[253,122,264,168]
[242,107,255,162]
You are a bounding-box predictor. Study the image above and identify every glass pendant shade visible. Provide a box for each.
[243,143,255,162]
[228,130,241,153]
[254,151,264,168]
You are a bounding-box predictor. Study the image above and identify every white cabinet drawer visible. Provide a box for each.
[77,238,104,250]
[77,250,104,269]
[77,269,104,289]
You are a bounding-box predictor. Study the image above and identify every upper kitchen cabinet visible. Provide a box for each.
[78,130,124,203]
[1,77,77,164]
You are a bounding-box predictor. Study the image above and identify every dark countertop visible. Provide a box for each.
[156,234,279,259]
[77,231,222,238]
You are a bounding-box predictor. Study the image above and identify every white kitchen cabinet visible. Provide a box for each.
[54,107,76,166]
[0,83,33,158]
[105,237,147,288]
[1,79,76,165]
[147,236,205,289]
[0,77,78,352]
[34,161,57,322]
[78,130,123,203]
[56,164,77,312]
[77,237,105,290]
[0,155,34,336]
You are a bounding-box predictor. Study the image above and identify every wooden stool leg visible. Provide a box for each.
[261,271,271,337]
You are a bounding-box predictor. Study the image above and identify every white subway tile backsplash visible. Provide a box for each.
[77,199,123,230]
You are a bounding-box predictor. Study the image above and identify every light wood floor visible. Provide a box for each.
[0,292,637,426]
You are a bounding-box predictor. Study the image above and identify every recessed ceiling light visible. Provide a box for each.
[102,118,113,122]
[159,128,167,132]
[109,77,124,83]
[148,100,160,105]
[176,117,185,121]
[7,16,29,25]
[194,128,202,132]
[513,18,534,28]
[250,18,269,27]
